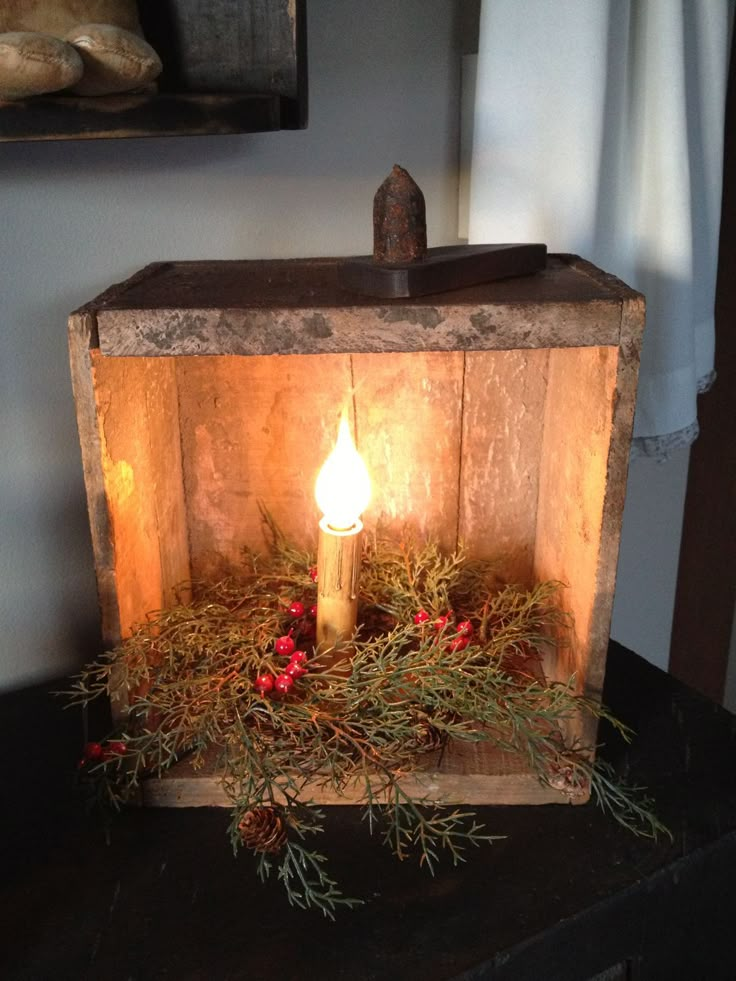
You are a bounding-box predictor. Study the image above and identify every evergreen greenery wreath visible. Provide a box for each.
[69,516,667,916]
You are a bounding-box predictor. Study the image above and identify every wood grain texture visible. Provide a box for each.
[68,312,123,718]
[176,351,466,575]
[554,261,644,715]
[90,352,191,643]
[533,346,620,696]
[586,296,644,697]
[92,257,625,358]
[352,351,464,550]
[139,0,300,98]
[97,299,622,358]
[177,354,353,578]
[459,349,549,585]
[140,738,577,808]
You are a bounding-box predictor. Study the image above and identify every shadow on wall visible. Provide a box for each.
[0,130,256,179]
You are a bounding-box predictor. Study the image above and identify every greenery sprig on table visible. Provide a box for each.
[68,517,668,917]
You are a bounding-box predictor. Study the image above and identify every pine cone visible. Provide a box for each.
[238,806,288,854]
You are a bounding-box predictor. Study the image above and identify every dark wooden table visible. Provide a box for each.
[3,642,735,981]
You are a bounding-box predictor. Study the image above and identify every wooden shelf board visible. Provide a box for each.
[0,91,301,142]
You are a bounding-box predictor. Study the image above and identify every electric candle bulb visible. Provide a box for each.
[315,412,371,531]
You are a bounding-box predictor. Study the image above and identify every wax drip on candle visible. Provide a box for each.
[315,411,371,531]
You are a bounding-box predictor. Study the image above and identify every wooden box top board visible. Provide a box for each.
[81,254,642,357]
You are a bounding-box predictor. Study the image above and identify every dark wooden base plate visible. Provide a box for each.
[338,243,547,298]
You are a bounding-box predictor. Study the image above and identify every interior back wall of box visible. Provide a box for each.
[0,0,687,691]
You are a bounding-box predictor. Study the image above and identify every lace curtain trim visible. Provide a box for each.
[631,371,716,462]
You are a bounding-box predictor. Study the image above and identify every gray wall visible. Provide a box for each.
[0,0,688,691]
[611,450,690,671]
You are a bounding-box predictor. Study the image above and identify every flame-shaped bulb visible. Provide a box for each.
[315,412,371,531]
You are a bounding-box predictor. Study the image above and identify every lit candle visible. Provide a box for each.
[315,410,371,656]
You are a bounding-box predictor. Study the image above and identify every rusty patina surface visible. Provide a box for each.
[86,255,634,357]
[373,164,427,264]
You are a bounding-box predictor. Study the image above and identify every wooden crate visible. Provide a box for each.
[68,254,644,806]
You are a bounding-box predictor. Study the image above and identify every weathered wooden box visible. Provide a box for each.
[69,255,644,806]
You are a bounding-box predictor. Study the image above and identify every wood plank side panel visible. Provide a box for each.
[90,353,191,642]
[177,354,354,577]
[459,350,549,585]
[587,298,644,697]
[139,0,301,98]
[68,314,121,652]
[142,772,569,808]
[351,352,464,549]
[141,738,574,808]
[533,346,619,699]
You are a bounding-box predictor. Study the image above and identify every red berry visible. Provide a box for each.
[456,620,473,637]
[413,610,430,624]
[289,650,308,665]
[308,604,318,619]
[287,600,305,618]
[286,662,307,679]
[275,634,296,656]
[84,742,103,761]
[447,635,469,653]
[106,741,127,756]
[433,614,451,632]
[309,566,318,582]
[254,673,274,694]
[274,673,294,694]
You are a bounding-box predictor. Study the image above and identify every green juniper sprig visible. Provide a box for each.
[67,526,667,916]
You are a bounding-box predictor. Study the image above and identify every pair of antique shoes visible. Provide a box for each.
[0,1,161,101]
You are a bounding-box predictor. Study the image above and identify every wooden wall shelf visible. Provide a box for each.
[0,0,307,142]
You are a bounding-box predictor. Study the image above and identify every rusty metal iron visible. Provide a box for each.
[373,164,427,265]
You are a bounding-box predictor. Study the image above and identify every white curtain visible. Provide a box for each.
[468,0,734,459]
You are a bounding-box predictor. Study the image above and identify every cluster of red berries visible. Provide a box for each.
[254,594,318,696]
[78,739,126,768]
[413,609,474,652]
[284,599,318,622]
